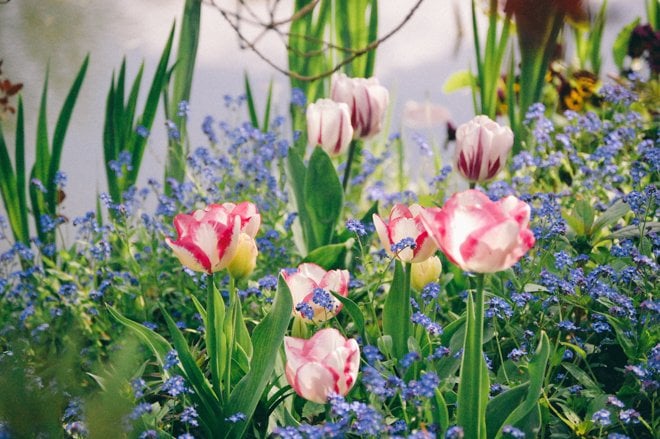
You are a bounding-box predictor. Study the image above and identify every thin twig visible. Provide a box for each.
[205,0,426,81]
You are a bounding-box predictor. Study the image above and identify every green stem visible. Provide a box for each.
[403,261,412,351]
[207,273,221,397]
[225,276,237,400]
[342,139,358,193]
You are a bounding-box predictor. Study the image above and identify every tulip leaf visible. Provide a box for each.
[432,389,450,433]
[302,241,351,270]
[221,275,293,438]
[331,291,367,344]
[304,147,344,251]
[160,306,224,436]
[493,332,550,438]
[486,383,530,438]
[106,305,171,365]
[206,280,226,397]
[591,199,629,234]
[456,290,489,439]
[286,150,314,253]
[382,260,410,360]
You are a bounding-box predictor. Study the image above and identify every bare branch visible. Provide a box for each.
[205,0,426,81]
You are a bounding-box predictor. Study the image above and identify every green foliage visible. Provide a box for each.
[0,56,88,247]
[382,260,411,361]
[103,26,174,204]
[164,0,202,187]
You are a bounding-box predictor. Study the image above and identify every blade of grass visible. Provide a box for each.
[47,55,89,213]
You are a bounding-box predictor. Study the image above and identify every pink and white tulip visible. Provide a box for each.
[306,98,354,156]
[283,263,349,323]
[284,328,360,404]
[454,115,514,182]
[373,204,438,263]
[166,204,241,274]
[331,73,389,139]
[222,201,261,238]
[420,190,535,273]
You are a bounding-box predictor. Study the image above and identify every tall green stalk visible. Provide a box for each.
[164,0,202,191]
[456,274,489,439]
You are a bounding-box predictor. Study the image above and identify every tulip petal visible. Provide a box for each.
[294,362,338,404]
[166,237,211,273]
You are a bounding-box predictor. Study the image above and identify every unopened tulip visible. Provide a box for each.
[227,232,258,280]
[283,263,349,323]
[331,73,389,139]
[284,328,360,404]
[420,190,535,273]
[411,255,442,291]
[373,204,437,263]
[454,115,514,183]
[306,98,354,156]
[166,204,241,274]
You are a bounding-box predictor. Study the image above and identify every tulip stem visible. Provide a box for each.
[207,273,222,398]
[225,275,238,399]
[342,140,359,193]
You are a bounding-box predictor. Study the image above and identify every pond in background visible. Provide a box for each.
[0,0,644,248]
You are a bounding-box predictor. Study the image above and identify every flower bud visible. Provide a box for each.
[227,233,258,280]
[306,98,353,156]
[454,115,513,183]
[331,73,389,139]
[411,255,442,291]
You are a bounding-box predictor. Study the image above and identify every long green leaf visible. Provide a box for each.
[106,305,171,365]
[128,24,174,184]
[161,307,224,436]
[47,55,89,213]
[456,289,488,439]
[495,332,550,437]
[286,151,311,253]
[220,275,292,438]
[332,291,366,343]
[382,260,410,360]
[244,72,260,129]
[14,97,28,243]
[207,279,227,398]
[0,123,24,244]
[486,383,530,438]
[304,147,343,250]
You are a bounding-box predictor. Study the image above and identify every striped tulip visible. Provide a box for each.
[454,115,513,183]
[283,263,349,323]
[373,204,438,263]
[331,73,389,139]
[166,204,241,274]
[421,190,535,273]
[306,98,353,156]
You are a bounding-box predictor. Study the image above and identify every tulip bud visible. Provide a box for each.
[331,73,389,139]
[306,98,354,156]
[284,328,360,404]
[227,233,258,280]
[454,115,514,183]
[411,255,442,291]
